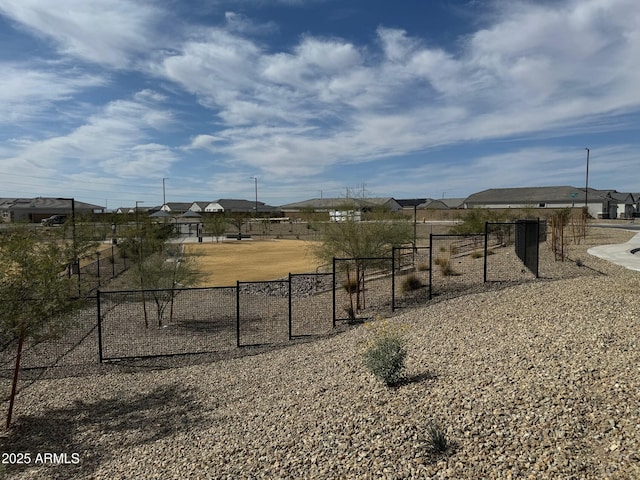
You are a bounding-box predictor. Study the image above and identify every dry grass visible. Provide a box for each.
[185,239,321,286]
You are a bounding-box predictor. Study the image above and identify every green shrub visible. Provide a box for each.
[435,256,456,276]
[363,321,407,386]
[401,273,424,293]
[424,421,449,455]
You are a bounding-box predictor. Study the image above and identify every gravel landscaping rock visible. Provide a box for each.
[2,226,640,479]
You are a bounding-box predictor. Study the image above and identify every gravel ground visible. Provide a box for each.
[2,226,640,479]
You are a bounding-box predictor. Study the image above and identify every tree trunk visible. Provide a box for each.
[7,330,25,428]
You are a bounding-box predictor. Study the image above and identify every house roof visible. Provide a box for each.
[395,198,427,208]
[280,197,385,211]
[216,199,278,213]
[418,199,449,209]
[0,197,104,210]
[163,202,192,213]
[440,198,466,209]
[464,186,611,205]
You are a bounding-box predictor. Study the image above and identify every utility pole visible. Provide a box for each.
[250,176,258,217]
[162,178,169,209]
[584,148,590,209]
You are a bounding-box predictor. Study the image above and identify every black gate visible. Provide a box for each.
[515,219,541,277]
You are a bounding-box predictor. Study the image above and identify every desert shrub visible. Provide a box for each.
[424,421,450,455]
[417,262,429,271]
[344,305,357,323]
[363,320,408,386]
[342,278,358,293]
[435,256,456,276]
[401,273,424,293]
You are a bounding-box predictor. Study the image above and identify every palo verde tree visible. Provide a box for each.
[0,226,85,428]
[312,209,412,315]
[122,219,201,327]
[203,214,228,243]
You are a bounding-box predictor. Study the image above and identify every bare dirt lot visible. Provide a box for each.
[185,239,322,286]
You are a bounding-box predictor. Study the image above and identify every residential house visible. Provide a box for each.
[463,186,634,219]
[0,197,104,223]
[161,202,193,214]
[280,197,402,214]
[188,199,279,215]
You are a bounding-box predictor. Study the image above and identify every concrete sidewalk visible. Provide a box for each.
[588,231,640,272]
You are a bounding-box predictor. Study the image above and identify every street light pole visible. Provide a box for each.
[250,176,258,217]
[162,178,169,209]
[585,148,590,209]
[135,200,144,230]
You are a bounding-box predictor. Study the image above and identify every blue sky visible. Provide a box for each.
[1,0,639,209]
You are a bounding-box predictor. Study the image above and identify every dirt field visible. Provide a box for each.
[185,239,322,286]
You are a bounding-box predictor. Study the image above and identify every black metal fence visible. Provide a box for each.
[333,257,394,323]
[0,298,98,371]
[76,245,128,295]
[1,221,546,368]
[97,287,237,360]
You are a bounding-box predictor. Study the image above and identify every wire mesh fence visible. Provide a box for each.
[98,287,237,361]
[485,222,536,283]
[77,246,128,295]
[392,246,431,309]
[429,234,486,299]
[0,298,98,371]
[237,281,290,347]
[290,273,334,337]
[2,220,548,368]
[333,257,394,323]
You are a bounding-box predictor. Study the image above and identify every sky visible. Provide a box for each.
[1,0,639,209]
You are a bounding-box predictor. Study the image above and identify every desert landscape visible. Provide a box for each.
[2,226,640,479]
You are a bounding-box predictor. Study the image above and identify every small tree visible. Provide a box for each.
[122,220,201,327]
[0,227,83,428]
[133,244,201,327]
[313,212,412,312]
[204,214,228,243]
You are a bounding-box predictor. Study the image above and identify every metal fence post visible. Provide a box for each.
[391,248,396,311]
[236,280,241,347]
[288,273,292,340]
[428,234,433,300]
[332,258,336,328]
[535,219,540,278]
[97,290,103,363]
[96,251,101,289]
[483,222,489,283]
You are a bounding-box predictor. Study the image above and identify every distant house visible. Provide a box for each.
[280,197,402,214]
[463,186,634,219]
[115,206,153,215]
[0,197,104,223]
[187,199,279,215]
[440,198,466,209]
[161,202,192,214]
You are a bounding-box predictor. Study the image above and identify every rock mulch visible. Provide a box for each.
[2,226,640,479]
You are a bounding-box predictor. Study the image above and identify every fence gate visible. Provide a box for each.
[515,219,541,277]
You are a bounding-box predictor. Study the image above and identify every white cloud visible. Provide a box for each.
[0,0,164,68]
[1,92,177,180]
[0,63,106,125]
